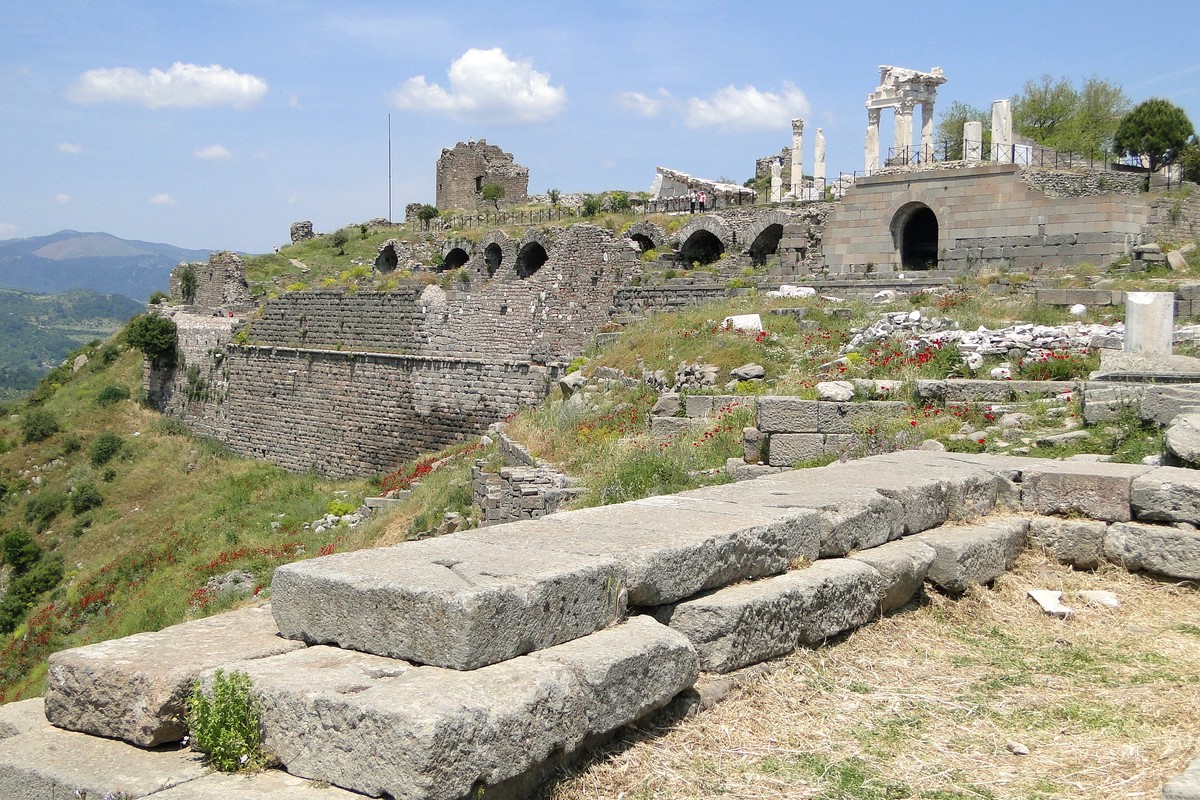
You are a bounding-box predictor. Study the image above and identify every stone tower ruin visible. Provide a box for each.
[435,139,530,211]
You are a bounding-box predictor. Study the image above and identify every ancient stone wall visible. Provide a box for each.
[1020,166,1144,198]
[1144,183,1200,243]
[168,252,252,309]
[435,140,530,211]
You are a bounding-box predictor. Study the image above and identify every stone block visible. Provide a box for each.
[656,559,882,673]
[1020,461,1152,522]
[0,699,207,799]
[270,537,625,670]
[228,618,695,800]
[849,538,937,612]
[1103,521,1200,580]
[1131,466,1200,524]
[44,604,303,746]
[756,396,820,433]
[1026,516,1107,569]
[148,770,367,799]
[683,394,715,418]
[767,433,826,466]
[914,518,1028,594]
[1164,756,1200,800]
[461,494,823,606]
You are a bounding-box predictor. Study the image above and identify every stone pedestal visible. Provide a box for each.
[963,120,983,164]
[1125,291,1175,355]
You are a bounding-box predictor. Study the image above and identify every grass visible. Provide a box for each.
[539,551,1200,800]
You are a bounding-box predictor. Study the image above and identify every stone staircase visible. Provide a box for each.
[3,451,1199,799]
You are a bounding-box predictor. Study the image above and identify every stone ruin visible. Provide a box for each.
[289,220,315,244]
[864,65,947,170]
[167,252,252,310]
[435,139,529,211]
[648,166,757,210]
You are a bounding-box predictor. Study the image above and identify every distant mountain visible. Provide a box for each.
[0,230,216,301]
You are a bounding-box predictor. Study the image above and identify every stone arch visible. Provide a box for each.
[891,202,939,269]
[477,231,515,279]
[374,240,399,273]
[516,241,549,278]
[624,221,665,253]
[484,243,504,277]
[675,217,733,266]
[740,211,793,266]
[442,247,470,270]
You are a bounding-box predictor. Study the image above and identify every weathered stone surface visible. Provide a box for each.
[650,393,681,417]
[148,769,366,798]
[0,699,207,799]
[757,396,820,433]
[656,559,883,673]
[849,538,936,612]
[0,699,42,742]
[271,537,624,670]
[1132,466,1200,524]
[1166,413,1200,467]
[1103,521,1200,580]
[230,618,694,800]
[461,493,822,606]
[816,381,855,401]
[1027,516,1107,569]
[44,604,303,746]
[1164,756,1200,800]
[1020,461,1152,522]
[767,432,827,466]
[914,518,1028,594]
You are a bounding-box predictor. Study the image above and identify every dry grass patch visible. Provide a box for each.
[541,552,1199,800]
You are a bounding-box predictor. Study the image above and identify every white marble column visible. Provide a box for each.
[813,128,826,191]
[963,120,983,164]
[991,99,1013,164]
[790,118,804,198]
[893,99,915,161]
[1125,292,1175,354]
[865,108,881,173]
[920,99,935,160]
[769,159,782,203]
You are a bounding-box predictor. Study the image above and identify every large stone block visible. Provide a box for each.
[461,493,823,606]
[756,396,820,433]
[226,618,695,800]
[0,699,207,799]
[1026,516,1107,569]
[1164,756,1200,800]
[1103,521,1200,580]
[849,538,936,612]
[1131,466,1200,524]
[271,537,625,670]
[656,559,883,673]
[1020,461,1152,522]
[44,604,303,746]
[767,432,826,466]
[914,518,1028,594]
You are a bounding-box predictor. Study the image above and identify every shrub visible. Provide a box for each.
[125,314,177,365]
[96,384,131,407]
[90,431,124,466]
[0,554,64,633]
[327,499,356,517]
[20,408,60,443]
[148,290,169,305]
[177,263,199,303]
[2,528,41,575]
[59,434,82,456]
[186,669,267,772]
[24,491,67,532]
[71,482,104,515]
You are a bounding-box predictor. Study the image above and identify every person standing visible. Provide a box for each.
[698,190,707,213]
[689,189,696,214]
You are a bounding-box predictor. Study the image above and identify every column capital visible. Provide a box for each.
[791,118,805,135]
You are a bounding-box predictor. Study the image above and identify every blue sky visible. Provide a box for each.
[2,0,1199,253]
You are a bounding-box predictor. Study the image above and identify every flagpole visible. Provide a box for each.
[388,113,393,223]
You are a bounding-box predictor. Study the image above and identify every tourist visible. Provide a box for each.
[698,190,707,213]
[689,189,696,214]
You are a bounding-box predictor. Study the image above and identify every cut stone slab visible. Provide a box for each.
[656,559,883,673]
[0,699,207,799]
[1027,516,1107,569]
[1027,589,1074,618]
[914,518,1028,594]
[1103,521,1200,580]
[147,769,366,798]
[1020,461,1152,522]
[1132,466,1200,525]
[271,536,625,670]
[0,699,43,742]
[1166,413,1200,467]
[460,493,823,606]
[849,538,936,612]
[1164,756,1200,800]
[225,617,695,800]
[44,603,303,746]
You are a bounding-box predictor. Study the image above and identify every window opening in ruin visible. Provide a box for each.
[374,243,399,274]
[749,224,784,266]
[484,243,503,277]
[679,230,725,265]
[443,248,469,270]
[516,242,548,278]
[475,176,483,193]
[629,233,655,253]
[893,203,939,269]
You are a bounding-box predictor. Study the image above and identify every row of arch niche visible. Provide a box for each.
[480,241,547,279]
[892,202,938,270]
[677,225,784,267]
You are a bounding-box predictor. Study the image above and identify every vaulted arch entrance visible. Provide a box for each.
[892,203,938,269]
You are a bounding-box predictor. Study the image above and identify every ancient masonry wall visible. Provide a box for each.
[435,140,530,211]
[821,164,1155,274]
[168,252,252,308]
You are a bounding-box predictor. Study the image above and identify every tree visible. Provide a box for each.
[547,188,561,207]
[1013,75,1077,147]
[329,229,349,255]
[1113,98,1196,188]
[415,204,440,230]
[481,183,505,211]
[176,264,198,304]
[1012,74,1130,154]
[1180,138,1200,184]
[935,101,991,160]
[125,314,177,366]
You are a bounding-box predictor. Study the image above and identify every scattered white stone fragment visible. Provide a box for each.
[1007,741,1031,756]
[989,364,1012,380]
[964,352,984,370]
[722,314,763,333]
[1077,590,1120,608]
[1069,303,1088,317]
[767,285,816,298]
[816,381,855,402]
[1027,589,1074,618]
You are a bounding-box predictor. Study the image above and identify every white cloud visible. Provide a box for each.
[0,223,18,237]
[150,193,176,205]
[391,48,565,124]
[55,193,71,204]
[68,62,268,110]
[57,142,83,154]
[195,144,232,161]
[619,89,673,117]
[685,82,811,131]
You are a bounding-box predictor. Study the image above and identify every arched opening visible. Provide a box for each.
[443,247,469,270]
[516,242,548,278]
[894,204,939,270]
[680,230,724,266]
[484,243,503,277]
[749,224,784,266]
[629,233,655,253]
[374,243,398,274]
